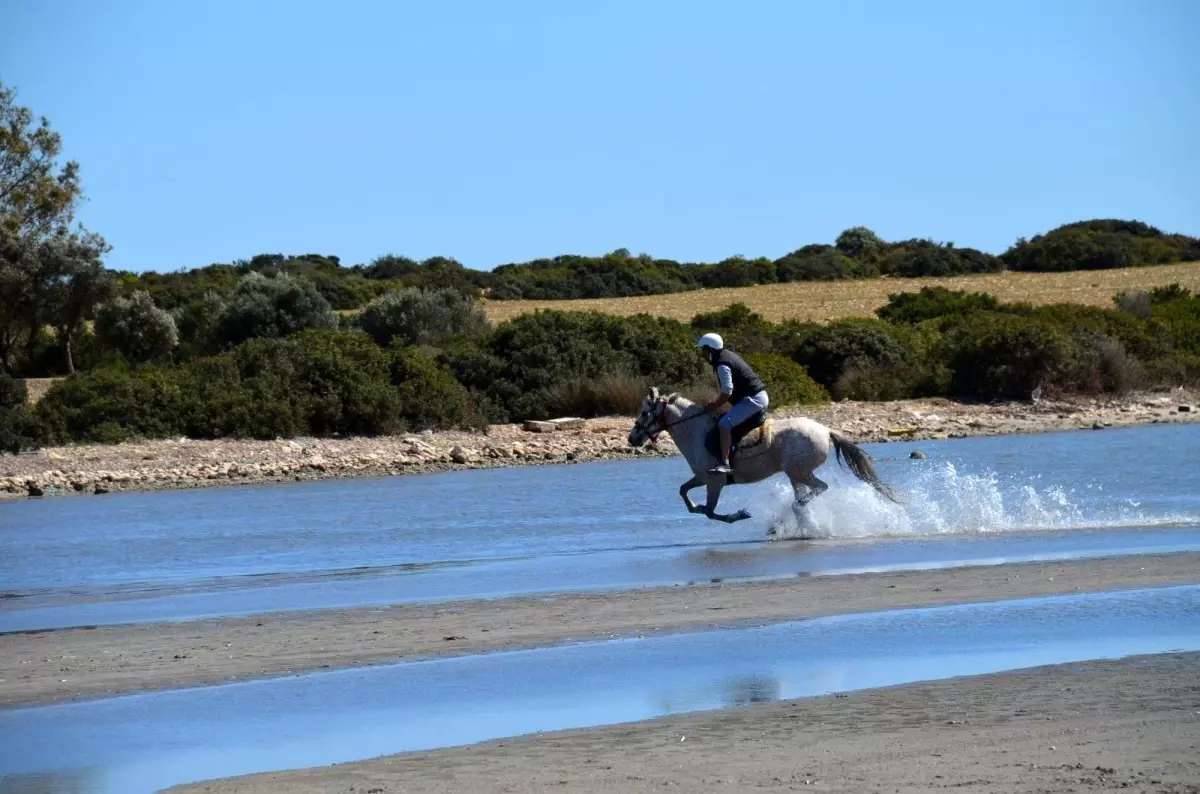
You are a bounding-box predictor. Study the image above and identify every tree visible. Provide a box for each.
[1,80,83,239]
[835,226,885,260]
[213,271,337,348]
[359,287,489,348]
[0,228,35,373]
[1,80,113,375]
[40,231,114,373]
[95,290,179,363]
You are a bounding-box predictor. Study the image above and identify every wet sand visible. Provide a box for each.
[3,389,1196,499]
[171,651,1200,794]
[3,552,1197,709]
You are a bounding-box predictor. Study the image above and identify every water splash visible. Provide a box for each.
[766,460,1194,540]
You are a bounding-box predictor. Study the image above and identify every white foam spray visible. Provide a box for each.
[762,461,1192,540]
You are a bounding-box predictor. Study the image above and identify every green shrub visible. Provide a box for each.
[835,227,885,260]
[1152,295,1200,355]
[792,320,908,390]
[1003,220,1197,272]
[876,287,1000,324]
[447,311,703,422]
[213,272,337,348]
[945,314,1077,399]
[390,346,479,430]
[775,246,871,281]
[359,287,489,348]
[742,353,829,406]
[0,374,43,453]
[881,241,1002,277]
[35,367,188,444]
[94,291,179,363]
[1016,303,1176,362]
[34,329,476,444]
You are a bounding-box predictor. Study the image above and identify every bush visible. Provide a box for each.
[0,374,43,453]
[742,353,828,406]
[945,314,1077,399]
[1018,303,1175,362]
[835,227,885,260]
[35,367,188,444]
[1003,220,1198,273]
[792,320,908,390]
[876,287,1000,324]
[1114,291,1152,318]
[390,346,479,430]
[545,371,648,418]
[775,246,870,281]
[447,311,704,422]
[359,287,489,348]
[94,291,179,364]
[34,330,477,444]
[1152,294,1200,356]
[881,241,1002,277]
[213,272,337,348]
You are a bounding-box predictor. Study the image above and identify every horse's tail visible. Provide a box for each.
[830,431,902,504]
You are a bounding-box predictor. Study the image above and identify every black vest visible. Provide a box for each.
[711,349,766,402]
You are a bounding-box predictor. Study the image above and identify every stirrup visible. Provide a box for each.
[708,462,733,475]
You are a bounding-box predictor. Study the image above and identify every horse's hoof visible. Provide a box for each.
[733,509,751,522]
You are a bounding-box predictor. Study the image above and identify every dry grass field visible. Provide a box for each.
[483,261,1200,324]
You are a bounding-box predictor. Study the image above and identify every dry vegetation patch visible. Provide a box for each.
[484,262,1200,324]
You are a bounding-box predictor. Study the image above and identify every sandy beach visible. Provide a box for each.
[169,651,1200,794]
[3,552,1197,709]
[2,388,1197,499]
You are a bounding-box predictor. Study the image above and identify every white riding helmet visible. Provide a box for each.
[695,332,724,351]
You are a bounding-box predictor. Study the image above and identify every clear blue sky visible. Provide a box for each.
[2,0,1197,273]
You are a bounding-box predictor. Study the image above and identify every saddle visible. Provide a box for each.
[704,410,772,464]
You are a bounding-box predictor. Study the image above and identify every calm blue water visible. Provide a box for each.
[2,586,1198,794]
[1,424,1198,631]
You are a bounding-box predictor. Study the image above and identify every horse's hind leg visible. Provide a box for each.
[793,473,828,508]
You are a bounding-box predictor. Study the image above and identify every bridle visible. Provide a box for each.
[633,397,708,444]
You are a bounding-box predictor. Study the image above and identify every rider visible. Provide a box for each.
[695,333,769,475]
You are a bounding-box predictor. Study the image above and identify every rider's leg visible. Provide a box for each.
[719,424,732,466]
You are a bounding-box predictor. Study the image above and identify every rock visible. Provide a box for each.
[909,450,926,460]
[94,484,109,495]
[565,451,578,461]
[450,446,469,464]
[27,483,44,497]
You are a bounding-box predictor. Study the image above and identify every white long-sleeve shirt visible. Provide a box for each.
[716,364,734,395]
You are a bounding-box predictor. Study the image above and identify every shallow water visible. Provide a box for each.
[1,585,1197,794]
[1,424,1198,631]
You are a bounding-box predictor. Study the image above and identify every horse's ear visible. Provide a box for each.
[650,386,660,400]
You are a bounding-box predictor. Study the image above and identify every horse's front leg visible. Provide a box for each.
[703,479,751,523]
[679,475,707,515]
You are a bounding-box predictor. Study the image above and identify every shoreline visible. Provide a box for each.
[2,553,1196,709]
[2,388,1197,500]
[168,651,1200,794]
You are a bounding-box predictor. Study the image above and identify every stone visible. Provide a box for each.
[450,446,469,464]
[909,450,926,459]
[27,484,44,497]
[523,420,557,433]
[94,484,109,495]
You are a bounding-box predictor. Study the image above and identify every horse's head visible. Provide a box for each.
[628,387,663,448]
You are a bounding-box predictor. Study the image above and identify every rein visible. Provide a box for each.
[638,397,709,444]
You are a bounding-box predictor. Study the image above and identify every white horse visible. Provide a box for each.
[627,388,899,527]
